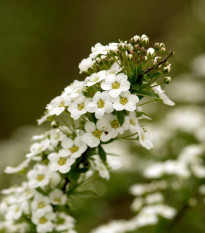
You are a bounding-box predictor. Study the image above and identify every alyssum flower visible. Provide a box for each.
[0,34,175,233]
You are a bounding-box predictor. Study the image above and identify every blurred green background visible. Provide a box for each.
[0,0,194,139]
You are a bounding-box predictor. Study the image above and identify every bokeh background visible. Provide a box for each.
[0,0,205,232]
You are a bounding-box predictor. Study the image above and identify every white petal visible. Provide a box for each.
[85,122,96,132]
[109,89,121,98]
[101,82,112,91]
[95,109,105,119]
[86,102,97,113]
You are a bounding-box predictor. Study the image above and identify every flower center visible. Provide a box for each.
[130,119,136,125]
[36,174,45,181]
[97,99,105,108]
[39,217,47,224]
[15,207,20,213]
[59,101,65,107]
[112,82,120,89]
[69,146,79,153]
[38,202,46,209]
[93,129,102,138]
[54,198,61,204]
[120,97,128,105]
[111,120,120,128]
[93,77,99,82]
[58,157,67,166]
[77,103,84,111]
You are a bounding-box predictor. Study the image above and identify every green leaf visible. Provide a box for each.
[116,111,125,126]
[135,90,159,99]
[98,145,106,162]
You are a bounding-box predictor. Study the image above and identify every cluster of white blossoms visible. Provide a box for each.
[0,35,175,233]
[91,181,176,233]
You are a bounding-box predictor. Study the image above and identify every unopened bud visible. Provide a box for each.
[163,64,171,73]
[141,34,149,45]
[127,54,133,60]
[133,35,140,43]
[147,48,155,56]
[154,43,160,49]
[164,76,171,84]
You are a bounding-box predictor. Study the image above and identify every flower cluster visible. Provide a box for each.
[0,34,174,233]
[92,181,176,233]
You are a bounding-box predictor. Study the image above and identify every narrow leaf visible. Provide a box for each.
[136,90,159,99]
[98,145,106,162]
[116,111,125,126]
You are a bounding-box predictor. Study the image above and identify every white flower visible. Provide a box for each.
[5,158,31,174]
[90,42,118,59]
[32,211,55,233]
[48,128,64,149]
[152,85,175,106]
[113,92,139,111]
[46,94,71,116]
[68,94,91,119]
[49,189,67,205]
[48,149,75,174]
[101,73,130,98]
[55,212,75,231]
[145,193,164,204]
[136,125,153,150]
[106,62,122,75]
[61,135,87,159]
[26,139,50,158]
[27,165,52,188]
[125,111,140,133]
[91,155,110,180]
[86,91,114,119]
[79,57,94,73]
[84,71,106,87]
[104,113,128,135]
[82,119,113,147]
[31,193,52,216]
[64,80,85,99]
[5,203,25,221]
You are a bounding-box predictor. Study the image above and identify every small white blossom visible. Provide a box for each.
[32,211,55,233]
[48,149,75,174]
[79,57,94,73]
[55,212,76,231]
[86,91,114,119]
[46,93,71,116]
[68,94,91,119]
[82,119,113,147]
[101,73,130,98]
[31,193,52,216]
[49,189,67,205]
[61,135,87,159]
[84,71,106,86]
[113,92,139,111]
[152,85,175,106]
[104,113,128,135]
[27,165,52,188]
[26,139,50,158]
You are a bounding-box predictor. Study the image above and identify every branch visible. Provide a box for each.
[142,50,174,75]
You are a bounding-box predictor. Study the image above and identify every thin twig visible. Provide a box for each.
[142,50,174,75]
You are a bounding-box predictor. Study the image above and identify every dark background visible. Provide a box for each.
[0,0,194,139]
